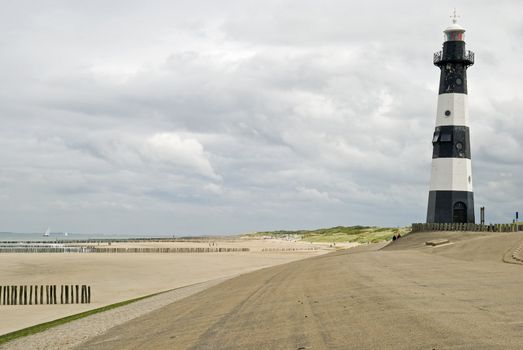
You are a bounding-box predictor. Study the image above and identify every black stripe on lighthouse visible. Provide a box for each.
[432,125,471,159]
[426,16,475,224]
[427,191,474,224]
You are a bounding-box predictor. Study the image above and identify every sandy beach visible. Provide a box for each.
[4,232,523,349]
[76,232,523,349]
[0,238,332,335]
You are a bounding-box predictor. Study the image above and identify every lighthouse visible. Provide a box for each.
[427,12,475,224]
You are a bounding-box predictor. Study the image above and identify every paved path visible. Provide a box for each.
[0,277,231,350]
[510,240,523,263]
[79,232,523,349]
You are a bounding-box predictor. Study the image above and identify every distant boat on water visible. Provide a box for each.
[43,228,50,237]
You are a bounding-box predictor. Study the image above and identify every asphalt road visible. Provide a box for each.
[79,232,523,349]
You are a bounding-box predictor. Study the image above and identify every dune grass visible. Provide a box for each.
[251,225,410,244]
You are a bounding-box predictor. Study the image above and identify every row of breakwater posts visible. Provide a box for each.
[0,237,236,245]
[87,247,250,253]
[0,285,91,305]
[411,223,523,233]
[0,246,250,253]
[261,247,320,252]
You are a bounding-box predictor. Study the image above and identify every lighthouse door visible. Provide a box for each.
[453,202,467,223]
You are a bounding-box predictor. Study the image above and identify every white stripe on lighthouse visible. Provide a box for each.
[435,93,469,127]
[429,158,473,192]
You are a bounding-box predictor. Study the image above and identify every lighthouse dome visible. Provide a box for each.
[444,23,465,33]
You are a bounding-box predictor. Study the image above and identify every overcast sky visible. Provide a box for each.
[0,0,522,235]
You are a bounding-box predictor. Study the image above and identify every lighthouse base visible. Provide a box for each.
[427,190,475,224]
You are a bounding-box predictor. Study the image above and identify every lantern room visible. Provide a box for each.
[444,24,465,41]
[444,9,465,41]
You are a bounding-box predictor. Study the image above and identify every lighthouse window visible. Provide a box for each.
[440,132,452,142]
[432,131,440,143]
[445,110,451,117]
[446,32,464,41]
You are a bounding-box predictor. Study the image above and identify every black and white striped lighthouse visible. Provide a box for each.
[427,12,475,224]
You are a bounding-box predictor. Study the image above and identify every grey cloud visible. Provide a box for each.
[0,0,521,234]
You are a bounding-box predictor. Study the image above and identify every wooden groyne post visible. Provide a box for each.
[0,284,91,305]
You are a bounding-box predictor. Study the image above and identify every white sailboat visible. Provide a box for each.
[43,228,50,237]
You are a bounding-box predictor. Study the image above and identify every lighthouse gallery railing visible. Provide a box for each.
[433,50,474,66]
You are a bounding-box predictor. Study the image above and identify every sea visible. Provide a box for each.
[0,232,173,242]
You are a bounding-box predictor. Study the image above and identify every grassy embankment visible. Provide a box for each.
[250,226,410,244]
[0,295,152,345]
